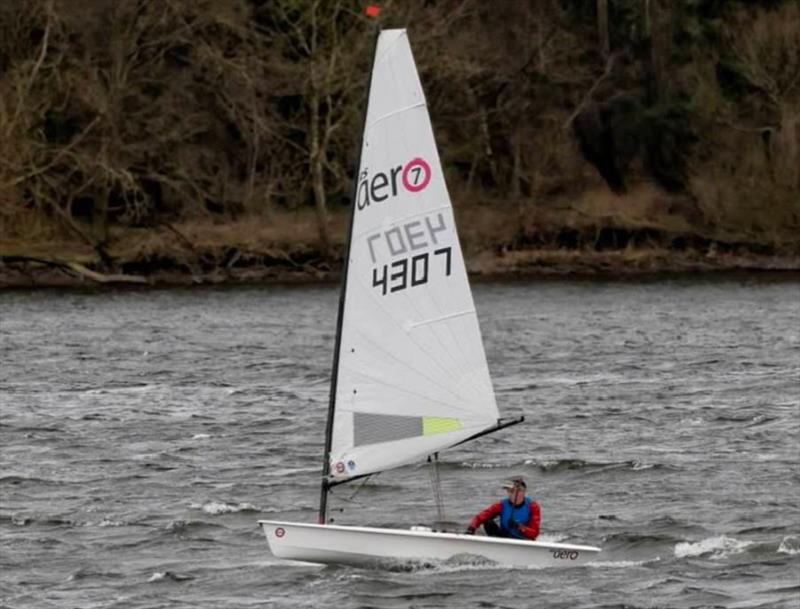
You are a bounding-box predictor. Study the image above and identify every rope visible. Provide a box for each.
[428,453,447,524]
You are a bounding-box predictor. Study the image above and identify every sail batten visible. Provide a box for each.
[367,101,427,130]
[408,309,476,329]
[327,29,498,483]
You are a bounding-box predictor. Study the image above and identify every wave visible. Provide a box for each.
[84,383,154,395]
[1,514,78,527]
[0,475,63,486]
[0,425,62,433]
[375,553,657,574]
[526,458,675,473]
[457,461,508,469]
[458,458,672,472]
[265,466,319,478]
[603,531,679,545]
[2,513,141,529]
[147,571,195,583]
[375,555,545,574]
[674,534,800,560]
[190,501,260,515]
[141,463,178,472]
[778,535,800,556]
[758,584,800,596]
[165,519,224,533]
[713,414,778,427]
[586,558,660,568]
[502,383,539,393]
[738,525,792,535]
[674,535,754,559]
[96,518,128,527]
[537,533,570,544]
[68,568,124,581]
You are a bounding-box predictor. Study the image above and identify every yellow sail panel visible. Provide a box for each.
[422,417,462,436]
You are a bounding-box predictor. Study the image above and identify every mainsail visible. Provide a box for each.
[326,29,499,484]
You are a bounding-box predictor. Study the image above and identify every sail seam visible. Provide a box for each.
[407,309,475,329]
[348,271,476,399]
[387,249,484,400]
[421,236,488,401]
[393,253,489,401]
[339,348,485,416]
[366,101,426,132]
[347,297,465,392]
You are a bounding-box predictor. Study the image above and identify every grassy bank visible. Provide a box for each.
[3,188,797,288]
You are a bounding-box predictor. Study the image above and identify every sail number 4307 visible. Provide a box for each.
[372,247,451,295]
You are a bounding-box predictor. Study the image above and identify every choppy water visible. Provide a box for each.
[1,277,799,609]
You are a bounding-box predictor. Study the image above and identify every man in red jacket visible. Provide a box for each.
[464,477,540,540]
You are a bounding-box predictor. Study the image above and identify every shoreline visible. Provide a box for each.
[4,192,799,290]
[2,248,798,289]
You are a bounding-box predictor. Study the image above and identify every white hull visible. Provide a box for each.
[259,520,600,568]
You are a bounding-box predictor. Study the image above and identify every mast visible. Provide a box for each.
[318,24,381,525]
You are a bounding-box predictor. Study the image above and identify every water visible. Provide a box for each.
[1,277,799,609]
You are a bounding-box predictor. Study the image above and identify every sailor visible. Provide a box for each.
[464,476,541,540]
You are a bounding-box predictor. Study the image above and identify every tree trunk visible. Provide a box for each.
[479,109,499,188]
[597,0,610,57]
[309,92,331,254]
[775,108,799,189]
[245,93,259,213]
[512,134,525,238]
[649,0,670,100]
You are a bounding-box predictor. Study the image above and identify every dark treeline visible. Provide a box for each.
[0,0,798,280]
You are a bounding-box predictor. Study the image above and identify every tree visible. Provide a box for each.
[257,0,375,254]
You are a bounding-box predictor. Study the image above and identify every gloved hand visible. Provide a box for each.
[507,518,519,531]
[465,526,476,535]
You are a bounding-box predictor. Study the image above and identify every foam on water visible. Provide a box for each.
[777,535,800,556]
[586,558,659,568]
[537,533,570,544]
[191,501,259,515]
[147,571,194,583]
[674,535,754,559]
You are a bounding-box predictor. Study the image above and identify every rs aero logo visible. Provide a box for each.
[357,157,431,210]
[553,550,579,560]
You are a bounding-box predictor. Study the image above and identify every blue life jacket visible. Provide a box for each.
[500,497,531,539]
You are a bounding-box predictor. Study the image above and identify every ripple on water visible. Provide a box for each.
[1,279,798,609]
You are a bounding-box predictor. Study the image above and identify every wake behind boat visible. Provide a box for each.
[259,27,600,568]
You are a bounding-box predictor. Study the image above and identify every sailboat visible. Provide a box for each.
[259,28,600,568]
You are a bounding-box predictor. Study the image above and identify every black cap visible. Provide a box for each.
[501,476,527,490]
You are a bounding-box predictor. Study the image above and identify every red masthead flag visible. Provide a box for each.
[364,5,380,18]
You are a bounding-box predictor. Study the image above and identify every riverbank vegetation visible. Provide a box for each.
[1,0,798,285]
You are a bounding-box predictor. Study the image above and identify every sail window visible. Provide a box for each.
[353,413,463,446]
[354,413,422,446]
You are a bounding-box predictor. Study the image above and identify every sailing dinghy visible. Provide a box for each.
[259,28,600,568]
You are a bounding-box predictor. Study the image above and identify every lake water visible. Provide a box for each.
[1,277,799,608]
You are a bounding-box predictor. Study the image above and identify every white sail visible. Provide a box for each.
[328,29,499,481]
